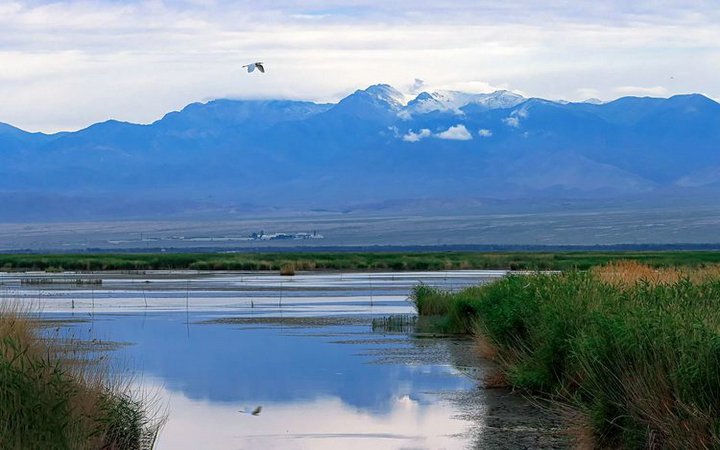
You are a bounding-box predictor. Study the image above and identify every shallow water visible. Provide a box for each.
[0,270,505,315]
[1,270,564,449]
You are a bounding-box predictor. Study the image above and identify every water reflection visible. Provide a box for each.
[52,312,479,448]
[156,386,473,450]
[15,271,513,448]
[0,270,505,314]
[59,312,473,407]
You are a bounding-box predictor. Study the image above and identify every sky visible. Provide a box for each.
[1,0,719,132]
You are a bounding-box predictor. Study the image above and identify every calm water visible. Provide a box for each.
[0,270,532,449]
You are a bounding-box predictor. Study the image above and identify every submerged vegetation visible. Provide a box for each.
[1,250,720,272]
[371,315,417,334]
[412,261,720,449]
[0,306,163,449]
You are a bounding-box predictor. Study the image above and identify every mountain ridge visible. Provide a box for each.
[1,84,719,220]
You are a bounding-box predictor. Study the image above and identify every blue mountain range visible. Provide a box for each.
[2,84,719,219]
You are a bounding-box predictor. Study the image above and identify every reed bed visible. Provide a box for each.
[0,304,163,449]
[2,250,720,272]
[412,263,720,449]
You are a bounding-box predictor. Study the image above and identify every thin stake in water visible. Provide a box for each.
[369,274,373,307]
[185,279,190,338]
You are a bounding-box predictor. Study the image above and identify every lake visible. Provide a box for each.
[0,270,563,449]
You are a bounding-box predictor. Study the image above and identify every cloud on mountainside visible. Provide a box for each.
[436,124,473,140]
[409,78,426,94]
[402,124,473,142]
[502,117,520,128]
[402,128,432,142]
[502,106,529,128]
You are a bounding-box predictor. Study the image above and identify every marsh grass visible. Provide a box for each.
[410,285,452,316]
[413,263,720,449]
[0,304,164,449]
[2,250,720,272]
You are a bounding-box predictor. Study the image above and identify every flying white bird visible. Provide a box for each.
[242,62,265,73]
[239,406,263,416]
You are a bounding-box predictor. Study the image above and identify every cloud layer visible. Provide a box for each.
[1,1,719,131]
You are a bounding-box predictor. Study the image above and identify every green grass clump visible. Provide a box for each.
[0,308,162,449]
[412,267,720,448]
[411,285,453,316]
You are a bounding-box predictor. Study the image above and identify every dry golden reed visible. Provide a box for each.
[592,260,720,286]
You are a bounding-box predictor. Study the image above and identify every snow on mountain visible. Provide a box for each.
[362,84,407,110]
[402,89,525,117]
[331,84,409,120]
[474,90,527,109]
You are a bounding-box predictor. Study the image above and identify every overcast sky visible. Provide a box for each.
[1,0,718,132]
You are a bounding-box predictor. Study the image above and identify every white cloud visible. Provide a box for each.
[402,128,431,142]
[478,128,492,137]
[409,78,425,93]
[502,106,528,128]
[396,110,412,121]
[434,80,508,94]
[614,85,669,97]
[577,87,601,100]
[402,125,476,142]
[502,117,520,128]
[436,124,472,140]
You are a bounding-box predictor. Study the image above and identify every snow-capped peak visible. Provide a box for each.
[403,89,525,116]
[363,84,408,110]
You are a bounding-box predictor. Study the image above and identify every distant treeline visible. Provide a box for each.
[1,251,720,272]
